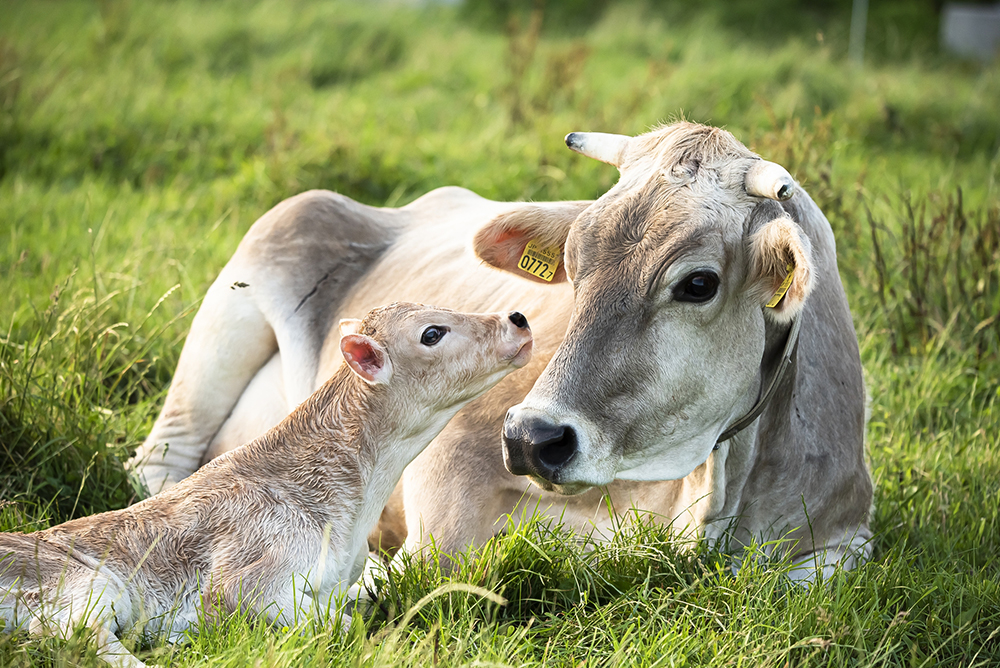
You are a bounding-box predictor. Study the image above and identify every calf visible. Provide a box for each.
[0,303,532,667]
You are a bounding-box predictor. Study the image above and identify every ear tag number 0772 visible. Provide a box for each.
[518,239,561,282]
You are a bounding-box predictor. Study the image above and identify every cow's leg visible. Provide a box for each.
[135,191,400,491]
[728,531,872,584]
[201,352,288,465]
[93,628,147,668]
[129,278,277,494]
[29,619,145,668]
[15,568,144,668]
[274,324,324,410]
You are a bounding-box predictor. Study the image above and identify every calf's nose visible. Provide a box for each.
[508,311,529,329]
[502,411,577,480]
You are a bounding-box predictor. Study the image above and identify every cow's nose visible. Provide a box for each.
[508,311,529,329]
[502,412,577,480]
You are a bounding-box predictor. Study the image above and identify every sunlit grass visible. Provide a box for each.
[1,0,998,665]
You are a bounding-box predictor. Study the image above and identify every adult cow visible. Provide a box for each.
[131,122,872,580]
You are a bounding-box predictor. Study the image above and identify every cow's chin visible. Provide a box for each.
[527,475,594,496]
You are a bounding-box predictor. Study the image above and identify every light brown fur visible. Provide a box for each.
[1,303,532,666]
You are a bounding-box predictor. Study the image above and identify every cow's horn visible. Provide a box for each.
[745,160,796,201]
[565,132,630,167]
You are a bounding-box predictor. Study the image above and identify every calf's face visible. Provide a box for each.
[339,303,533,413]
[474,123,815,493]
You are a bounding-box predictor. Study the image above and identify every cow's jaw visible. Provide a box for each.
[505,383,749,493]
[614,430,724,482]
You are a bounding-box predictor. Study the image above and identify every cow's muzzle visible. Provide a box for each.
[502,411,578,481]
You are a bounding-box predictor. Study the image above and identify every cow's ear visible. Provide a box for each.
[340,334,393,385]
[472,202,590,284]
[747,216,814,322]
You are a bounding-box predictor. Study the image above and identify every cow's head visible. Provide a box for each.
[473,122,815,494]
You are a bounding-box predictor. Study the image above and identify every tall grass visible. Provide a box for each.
[0,0,998,665]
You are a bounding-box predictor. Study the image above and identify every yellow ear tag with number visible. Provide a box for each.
[766,264,795,308]
[518,239,561,282]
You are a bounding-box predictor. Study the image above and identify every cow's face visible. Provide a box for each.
[474,122,815,494]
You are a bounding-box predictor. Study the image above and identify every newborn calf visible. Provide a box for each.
[0,303,532,667]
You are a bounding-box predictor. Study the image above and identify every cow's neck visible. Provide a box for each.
[704,314,800,542]
[715,313,801,445]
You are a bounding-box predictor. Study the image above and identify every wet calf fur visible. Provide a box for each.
[0,303,533,667]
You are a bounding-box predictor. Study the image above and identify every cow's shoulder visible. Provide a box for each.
[227,190,403,279]
[242,190,395,246]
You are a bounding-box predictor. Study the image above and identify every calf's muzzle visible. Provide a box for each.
[508,311,529,329]
[502,412,578,480]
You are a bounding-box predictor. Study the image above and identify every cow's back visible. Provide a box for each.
[193,186,581,547]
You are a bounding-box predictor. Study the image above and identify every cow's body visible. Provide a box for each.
[132,123,872,578]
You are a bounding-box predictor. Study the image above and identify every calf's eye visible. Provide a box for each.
[420,326,447,346]
[674,271,719,303]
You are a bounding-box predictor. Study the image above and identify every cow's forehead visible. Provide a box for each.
[623,121,757,172]
[570,170,746,269]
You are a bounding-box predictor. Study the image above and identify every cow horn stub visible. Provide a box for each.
[565,132,630,168]
[745,159,796,201]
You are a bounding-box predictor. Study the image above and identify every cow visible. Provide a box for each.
[130,121,873,581]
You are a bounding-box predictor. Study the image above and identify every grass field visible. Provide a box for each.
[1,0,999,665]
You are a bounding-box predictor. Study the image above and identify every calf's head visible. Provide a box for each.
[474,122,814,493]
[339,303,533,415]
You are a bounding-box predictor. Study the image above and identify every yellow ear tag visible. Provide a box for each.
[518,239,561,282]
[766,264,795,308]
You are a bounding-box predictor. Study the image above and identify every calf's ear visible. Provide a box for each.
[747,215,814,322]
[341,334,393,385]
[339,318,362,337]
[472,201,590,284]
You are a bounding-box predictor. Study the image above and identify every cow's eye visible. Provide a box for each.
[674,271,719,303]
[420,326,447,346]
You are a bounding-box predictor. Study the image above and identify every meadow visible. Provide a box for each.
[1,0,998,665]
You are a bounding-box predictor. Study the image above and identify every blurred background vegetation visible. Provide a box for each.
[0,0,998,664]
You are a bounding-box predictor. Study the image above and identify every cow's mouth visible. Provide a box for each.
[528,474,593,496]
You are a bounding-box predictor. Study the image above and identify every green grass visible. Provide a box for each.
[1,0,998,665]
